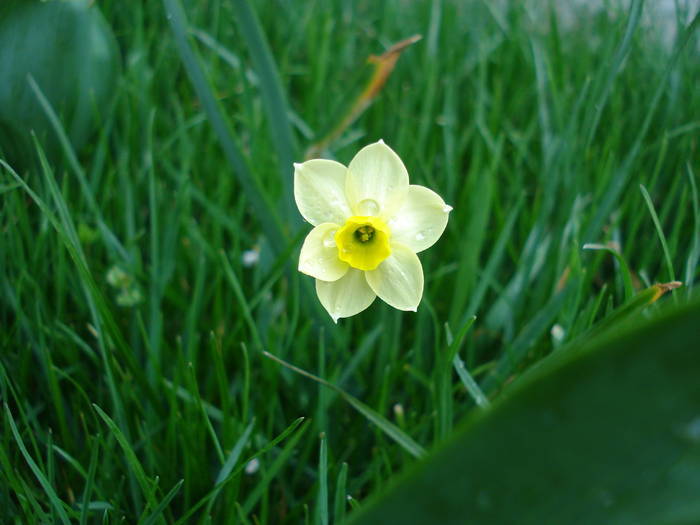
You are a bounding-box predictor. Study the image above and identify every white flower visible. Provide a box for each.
[294,140,452,322]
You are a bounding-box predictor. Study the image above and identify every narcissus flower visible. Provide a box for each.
[294,140,452,322]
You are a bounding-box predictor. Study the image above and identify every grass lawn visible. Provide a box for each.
[1,0,699,523]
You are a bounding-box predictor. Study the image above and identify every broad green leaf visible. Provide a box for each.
[348,297,700,524]
[0,0,120,166]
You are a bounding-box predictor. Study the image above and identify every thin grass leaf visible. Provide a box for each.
[263,351,426,459]
[334,462,348,525]
[81,435,100,525]
[445,316,489,408]
[482,282,574,394]
[686,163,700,294]
[583,10,700,241]
[582,243,636,300]
[583,0,644,148]
[219,250,265,351]
[229,0,297,223]
[140,479,184,525]
[92,403,159,511]
[4,403,72,525]
[162,0,285,251]
[318,433,329,525]
[26,75,129,262]
[460,194,524,325]
[204,419,255,515]
[174,417,306,525]
[639,184,676,283]
[240,419,312,514]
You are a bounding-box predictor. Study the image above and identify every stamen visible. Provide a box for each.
[354,225,375,243]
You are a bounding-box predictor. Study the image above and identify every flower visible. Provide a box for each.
[294,140,452,322]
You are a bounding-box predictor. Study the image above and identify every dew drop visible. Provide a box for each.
[322,229,337,248]
[415,232,426,241]
[357,198,380,216]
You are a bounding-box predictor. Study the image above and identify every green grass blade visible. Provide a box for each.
[92,404,159,511]
[26,75,129,261]
[240,419,311,514]
[229,0,297,223]
[583,10,700,241]
[482,282,573,394]
[162,0,285,251]
[4,403,72,525]
[263,351,426,459]
[639,184,676,283]
[582,243,636,300]
[686,163,700,295]
[446,316,489,408]
[203,418,255,515]
[333,462,348,525]
[583,0,644,148]
[318,433,329,525]
[140,479,184,525]
[174,417,306,525]
[80,436,101,525]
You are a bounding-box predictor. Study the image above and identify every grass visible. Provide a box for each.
[1,0,699,523]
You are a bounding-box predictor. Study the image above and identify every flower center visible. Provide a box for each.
[335,216,391,271]
[354,225,375,243]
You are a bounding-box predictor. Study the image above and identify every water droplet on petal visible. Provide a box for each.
[322,230,337,248]
[415,232,426,241]
[357,198,380,216]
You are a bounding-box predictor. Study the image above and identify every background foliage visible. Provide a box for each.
[1,0,698,523]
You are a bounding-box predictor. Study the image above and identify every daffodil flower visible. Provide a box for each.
[294,140,452,322]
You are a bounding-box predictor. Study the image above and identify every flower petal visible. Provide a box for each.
[298,223,349,282]
[365,243,423,311]
[388,185,452,253]
[294,159,353,226]
[315,269,376,322]
[345,140,409,219]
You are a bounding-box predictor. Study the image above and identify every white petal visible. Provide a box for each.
[294,159,353,226]
[388,185,451,253]
[365,243,423,311]
[315,269,376,322]
[298,223,349,282]
[345,140,409,219]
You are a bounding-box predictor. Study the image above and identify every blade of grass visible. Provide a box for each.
[582,243,636,300]
[263,351,426,458]
[141,479,184,525]
[240,419,312,514]
[639,184,676,283]
[4,403,72,525]
[685,163,700,295]
[460,193,524,326]
[583,0,644,148]
[80,435,100,525]
[162,0,285,251]
[445,316,489,408]
[583,10,700,241]
[92,404,159,513]
[482,282,574,394]
[229,0,297,223]
[174,417,306,525]
[203,418,255,515]
[219,250,265,351]
[318,433,329,525]
[26,75,129,262]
